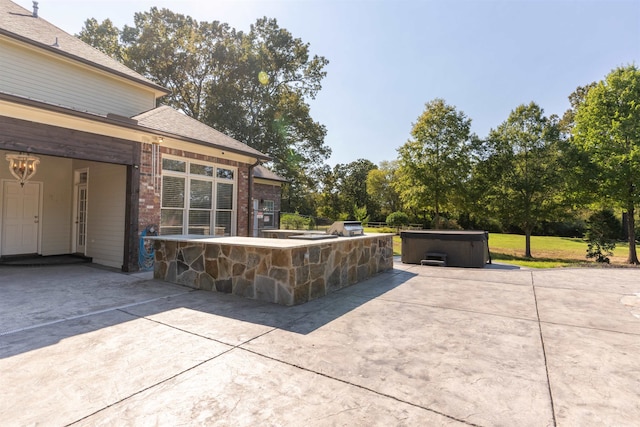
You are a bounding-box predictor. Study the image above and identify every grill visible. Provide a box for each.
[326,221,364,237]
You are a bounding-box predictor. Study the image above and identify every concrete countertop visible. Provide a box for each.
[145,233,393,249]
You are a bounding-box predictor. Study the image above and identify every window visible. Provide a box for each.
[263,200,274,211]
[160,157,236,236]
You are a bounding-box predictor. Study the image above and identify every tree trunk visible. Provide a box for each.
[626,204,639,264]
[525,230,532,258]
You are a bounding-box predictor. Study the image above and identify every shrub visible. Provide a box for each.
[585,209,620,263]
[386,211,409,233]
[281,212,312,230]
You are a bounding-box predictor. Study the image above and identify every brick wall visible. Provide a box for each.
[137,144,252,237]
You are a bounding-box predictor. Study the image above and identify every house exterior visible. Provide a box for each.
[0,0,270,271]
[251,164,288,235]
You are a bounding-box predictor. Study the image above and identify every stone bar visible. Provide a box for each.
[148,234,394,306]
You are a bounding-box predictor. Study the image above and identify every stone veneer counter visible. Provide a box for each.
[148,234,394,306]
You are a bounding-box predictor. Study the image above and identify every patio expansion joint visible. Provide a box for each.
[0,290,195,337]
[538,319,640,337]
[237,346,483,427]
[531,271,558,427]
[372,296,540,323]
[67,310,282,426]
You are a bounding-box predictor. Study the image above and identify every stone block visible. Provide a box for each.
[205,244,221,259]
[308,245,321,263]
[277,283,294,306]
[291,248,307,266]
[295,265,310,286]
[205,259,218,277]
[233,277,255,298]
[191,255,205,272]
[200,273,214,291]
[309,278,326,300]
[177,269,198,288]
[293,282,310,305]
[215,278,233,293]
[255,276,276,303]
[269,266,289,283]
[182,245,203,265]
[177,260,190,276]
[271,250,291,268]
[230,246,247,263]
[232,262,246,276]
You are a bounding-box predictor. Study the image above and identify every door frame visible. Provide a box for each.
[0,179,43,257]
[71,169,89,255]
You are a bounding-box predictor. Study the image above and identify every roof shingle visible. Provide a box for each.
[133,106,269,160]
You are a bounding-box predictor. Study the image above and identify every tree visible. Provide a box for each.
[316,159,377,220]
[203,17,331,200]
[77,18,124,61]
[397,99,473,228]
[386,211,409,234]
[78,11,331,213]
[478,102,564,258]
[366,160,402,220]
[572,65,640,264]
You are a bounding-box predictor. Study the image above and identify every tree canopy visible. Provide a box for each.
[78,9,330,213]
[572,65,640,264]
[476,102,564,257]
[396,99,473,228]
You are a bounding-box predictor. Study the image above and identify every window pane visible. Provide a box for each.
[188,210,211,235]
[263,200,274,211]
[190,163,214,176]
[216,183,233,210]
[217,168,234,180]
[160,209,184,235]
[162,176,185,208]
[162,158,186,172]
[190,179,212,209]
[215,211,232,236]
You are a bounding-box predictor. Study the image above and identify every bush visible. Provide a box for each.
[585,209,620,263]
[281,212,313,230]
[386,211,409,233]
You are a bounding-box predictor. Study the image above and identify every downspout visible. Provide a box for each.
[248,159,261,236]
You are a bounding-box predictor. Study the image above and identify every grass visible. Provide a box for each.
[383,230,636,269]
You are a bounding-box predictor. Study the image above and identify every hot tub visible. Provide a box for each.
[401,230,490,268]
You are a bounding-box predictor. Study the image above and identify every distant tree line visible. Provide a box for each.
[77,12,640,263]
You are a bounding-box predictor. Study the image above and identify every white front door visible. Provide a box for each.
[1,181,41,255]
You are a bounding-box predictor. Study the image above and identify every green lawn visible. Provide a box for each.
[387,231,634,269]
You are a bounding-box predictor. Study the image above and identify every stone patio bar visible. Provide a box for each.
[148,234,394,305]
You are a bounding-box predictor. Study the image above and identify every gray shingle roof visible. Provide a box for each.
[253,165,288,182]
[0,0,167,94]
[133,106,269,160]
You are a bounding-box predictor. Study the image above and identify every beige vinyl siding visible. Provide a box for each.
[74,160,126,269]
[38,156,73,255]
[0,40,156,117]
[0,152,73,256]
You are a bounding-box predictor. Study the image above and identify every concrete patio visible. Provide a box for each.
[0,260,638,426]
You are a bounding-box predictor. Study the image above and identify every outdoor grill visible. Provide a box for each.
[326,221,364,237]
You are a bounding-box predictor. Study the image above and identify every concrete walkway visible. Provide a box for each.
[0,261,639,426]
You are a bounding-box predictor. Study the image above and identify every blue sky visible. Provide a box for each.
[19,0,639,166]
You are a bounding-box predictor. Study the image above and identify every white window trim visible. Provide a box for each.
[160,155,238,236]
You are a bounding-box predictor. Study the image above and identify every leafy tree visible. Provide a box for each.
[397,99,473,228]
[77,18,124,61]
[317,159,377,220]
[477,102,564,258]
[386,211,409,234]
[366,160,402,221]
[78,11,330,213]
[585,209,620,263]
[203,17,330,199]
[572,65,640,264]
